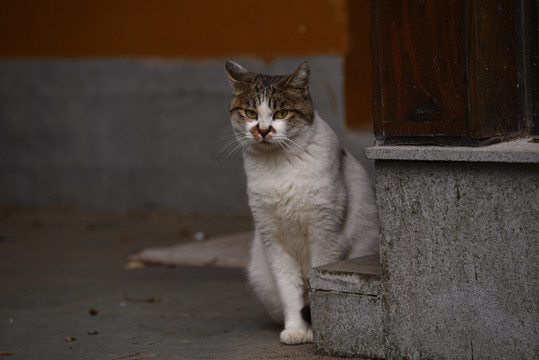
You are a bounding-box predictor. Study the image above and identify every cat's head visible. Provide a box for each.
[225,60,314,152]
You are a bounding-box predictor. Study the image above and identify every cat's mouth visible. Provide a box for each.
[252,139,277,150]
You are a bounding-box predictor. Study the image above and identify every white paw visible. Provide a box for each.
[280,327,313,345]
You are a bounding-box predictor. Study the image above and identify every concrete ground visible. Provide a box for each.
[0,207,367,360]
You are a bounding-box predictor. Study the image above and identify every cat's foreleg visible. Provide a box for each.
[263,240,313,345]
[247,232,284,324]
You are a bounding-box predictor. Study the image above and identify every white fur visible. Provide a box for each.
[256,98,274,130]
[241,113,378,345]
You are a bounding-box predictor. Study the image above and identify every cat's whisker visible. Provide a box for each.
[276,141,292,157]
[218,134,251,165]
[219,140,239,156]
[273,135,303,154]
[284,137,303,151]
[279,139,295,153]
[220,133,250,148]
[219,141,241,162]
[218,134,240,150]
[218,132,238,143]
[222,144,243,163]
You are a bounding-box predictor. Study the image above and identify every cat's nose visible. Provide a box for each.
[258,128,271,138]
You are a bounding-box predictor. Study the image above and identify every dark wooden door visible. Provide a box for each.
[370,0,538,145]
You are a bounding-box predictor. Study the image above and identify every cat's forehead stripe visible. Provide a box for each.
[257,98,273,120]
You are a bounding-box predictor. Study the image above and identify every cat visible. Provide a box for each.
[224,60,378,345]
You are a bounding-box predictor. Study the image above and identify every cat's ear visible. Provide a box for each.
[225,60,248,87]
[284,61,310,90]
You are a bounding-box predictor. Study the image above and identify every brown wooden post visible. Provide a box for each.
[370,0,537,145]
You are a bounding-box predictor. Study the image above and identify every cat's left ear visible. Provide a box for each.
[284,61,310,90]
[225,60,248,87]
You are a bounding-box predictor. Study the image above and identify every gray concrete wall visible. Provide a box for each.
[0,57,372,212]
[374,159,538,359]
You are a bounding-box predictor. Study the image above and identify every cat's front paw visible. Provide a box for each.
[280,327,313,345]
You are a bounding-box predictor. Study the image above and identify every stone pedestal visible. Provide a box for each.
[309,138,538,359]
[308,255,385,359]
[366,138,538,360]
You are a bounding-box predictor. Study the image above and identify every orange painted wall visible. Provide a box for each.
[0,0,371,130]
[0,0,346,60]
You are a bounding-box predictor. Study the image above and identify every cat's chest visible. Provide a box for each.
[245,155,327,210]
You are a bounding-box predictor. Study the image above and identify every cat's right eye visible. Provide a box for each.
[244,109,258,119]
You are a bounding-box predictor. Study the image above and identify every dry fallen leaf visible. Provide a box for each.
[148,341,155,345]
[124,260,145,270]
[0,351,14,356]
[146,295,161,303]
[125,295,161,303]
[89,307,98,315]
[65,336,77,342]
[179,227,190,237]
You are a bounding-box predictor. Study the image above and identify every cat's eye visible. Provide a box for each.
[244,109,258,119]
[274,110,289,119]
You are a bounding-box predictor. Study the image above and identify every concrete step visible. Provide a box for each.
[307,254,385,359]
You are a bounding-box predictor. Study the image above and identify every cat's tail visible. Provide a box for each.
[301,304,311,325]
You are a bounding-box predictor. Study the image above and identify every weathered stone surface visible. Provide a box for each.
[374,160,538,360]
[308,255,381,295]
[308,255,385,359]
[310,291,385,359]
[366,137,539,163]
